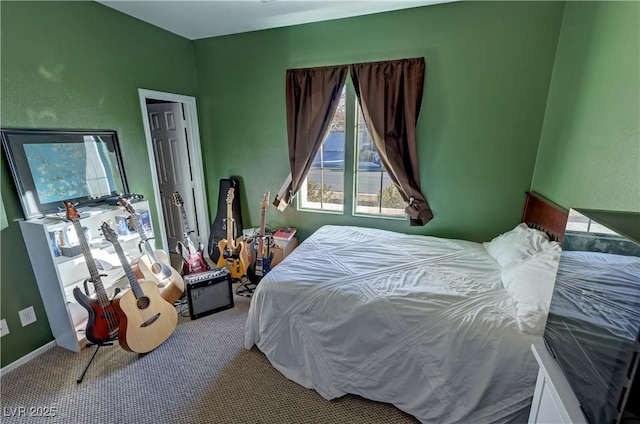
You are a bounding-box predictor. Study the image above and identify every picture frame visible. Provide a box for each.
[1,128,129,220]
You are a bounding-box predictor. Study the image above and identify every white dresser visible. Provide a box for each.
[528,343,588,424]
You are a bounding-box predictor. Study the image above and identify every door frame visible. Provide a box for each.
[137,88,210,254]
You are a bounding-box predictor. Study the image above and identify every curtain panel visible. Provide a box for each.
[350,57,433,226]
[273,65,348,208]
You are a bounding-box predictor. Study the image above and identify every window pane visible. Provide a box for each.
[299,88,345,212]
[355,107,405,217]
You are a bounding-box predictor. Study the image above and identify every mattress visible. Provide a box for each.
[245,225,542,423]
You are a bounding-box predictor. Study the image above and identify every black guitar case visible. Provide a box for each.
[208,178,244,262]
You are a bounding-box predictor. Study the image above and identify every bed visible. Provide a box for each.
[245,192,568,423]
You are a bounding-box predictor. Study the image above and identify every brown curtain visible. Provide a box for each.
[350,58,433,226]
[274,65,348,207]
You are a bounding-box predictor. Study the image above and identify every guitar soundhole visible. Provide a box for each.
[151,263,162,274]
[136,296,150,310]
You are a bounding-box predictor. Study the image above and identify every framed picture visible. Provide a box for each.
[1,129,129,220]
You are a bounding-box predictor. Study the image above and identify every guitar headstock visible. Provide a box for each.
[118,197,136,215]
[101,222,119,244]
[261,191,270,210]
[172,191,183,207]
[226,188,235,205]
[64,201,80,221]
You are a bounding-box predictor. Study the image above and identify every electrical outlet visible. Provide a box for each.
[0,319,9,337]
[18,306,37,327]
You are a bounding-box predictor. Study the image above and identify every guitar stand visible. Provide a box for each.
[77,342,113,384]
[235,276,256,297]
[76,281,120,384]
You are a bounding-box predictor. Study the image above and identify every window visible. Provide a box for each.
[299,87,346,212]
[354,104,405,217]
[299,85,405,218]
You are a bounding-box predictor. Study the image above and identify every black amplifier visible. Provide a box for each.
[184,267,233,320]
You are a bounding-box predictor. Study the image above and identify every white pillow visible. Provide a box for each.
[483,223,554,268]
[501,246,561,334]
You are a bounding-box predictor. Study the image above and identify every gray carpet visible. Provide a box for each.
[1,288,418,423]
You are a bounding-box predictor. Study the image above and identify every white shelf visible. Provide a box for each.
[52,233,141,266]
[19,201,153,352]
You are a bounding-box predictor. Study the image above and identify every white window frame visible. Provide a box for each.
[298,82,407,220]
[352,101,406,219]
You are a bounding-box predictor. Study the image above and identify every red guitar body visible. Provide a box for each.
[72,287,118,345]
[173,191,210,276]
[64,201,118,346]
[176,241,210,275]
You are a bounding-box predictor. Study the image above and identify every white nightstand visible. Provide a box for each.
[529,343,587,424]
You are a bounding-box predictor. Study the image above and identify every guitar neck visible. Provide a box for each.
[225,202,236,250]
[71,219,110,308]
[256,192,270,260]
[179,203,201,252]
[129,212,157,255]
[111,240,144,299]
[257,207,267,259]
[179,204,191,238]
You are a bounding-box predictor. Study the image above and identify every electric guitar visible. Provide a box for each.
[172,191,210,275]
[217,188,249,280]
[102,222,178,353]
[118,198,184,304]
[248,192,273,284]
[65,202,119,345]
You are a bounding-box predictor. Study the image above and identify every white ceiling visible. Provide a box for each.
[97,0,455,40]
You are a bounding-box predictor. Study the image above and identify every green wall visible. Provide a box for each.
[0,1,197,367]
[3,0,636,372]
[193,1,565,242]
[532,1,640,212]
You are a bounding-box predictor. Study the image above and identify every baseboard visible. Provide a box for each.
[0,341,56,376]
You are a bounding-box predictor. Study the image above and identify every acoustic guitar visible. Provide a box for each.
[65,202,119,345]
[248,192,273,284]
[217,188,249,280]
[102,222,178,353]
[172,192,210,275]
[118,198,184,304]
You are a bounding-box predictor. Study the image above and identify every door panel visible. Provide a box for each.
[147,102,198,252]
[161,195,179,248]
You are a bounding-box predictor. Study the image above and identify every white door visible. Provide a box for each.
[146,102,198,252]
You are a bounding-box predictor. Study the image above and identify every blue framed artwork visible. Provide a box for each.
[1,129,129,220]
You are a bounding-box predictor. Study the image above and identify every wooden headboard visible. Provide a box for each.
[521,191,569,243]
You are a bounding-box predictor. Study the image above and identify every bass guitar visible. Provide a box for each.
[102,222,178,353]
[217,188,249,280]
[248,192,273,284]
[172,191,210,275]
[65,201,119,345]
[118,198,184,304]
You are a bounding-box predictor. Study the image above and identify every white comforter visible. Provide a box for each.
[245,225,541,423]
